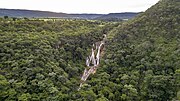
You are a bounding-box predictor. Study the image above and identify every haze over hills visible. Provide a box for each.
[0,8,138,20]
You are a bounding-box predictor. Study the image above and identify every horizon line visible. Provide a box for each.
[0,8,141,15]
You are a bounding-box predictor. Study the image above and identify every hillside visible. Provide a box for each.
[106,0,180,100]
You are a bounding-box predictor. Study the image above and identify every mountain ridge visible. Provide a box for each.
[95,12,139,20]
[0,8,138,20]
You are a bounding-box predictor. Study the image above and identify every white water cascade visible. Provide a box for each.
[78,34,106,90]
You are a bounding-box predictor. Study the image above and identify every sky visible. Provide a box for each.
[0,0,159,14]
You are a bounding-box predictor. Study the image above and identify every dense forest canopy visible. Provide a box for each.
[106,0,180,100]
[0,0,180,100]
[0,18,119,100]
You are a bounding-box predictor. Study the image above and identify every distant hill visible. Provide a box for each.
[69,14,104,19]
[0,9,70,18]
[95,12,138,20]
[0,8,138,20]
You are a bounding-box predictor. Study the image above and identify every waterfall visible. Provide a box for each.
[78,34,106,90]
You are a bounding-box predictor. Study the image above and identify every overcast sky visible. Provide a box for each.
[0,0,159,14]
